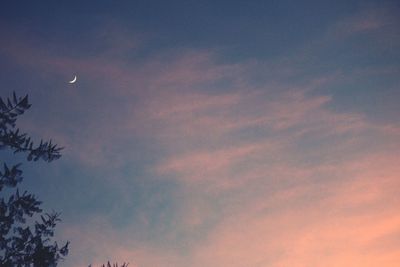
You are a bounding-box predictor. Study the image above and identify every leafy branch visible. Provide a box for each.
[0,93,63,162]
[0,91,68,266]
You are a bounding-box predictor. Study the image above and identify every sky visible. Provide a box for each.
[1,1,400,266]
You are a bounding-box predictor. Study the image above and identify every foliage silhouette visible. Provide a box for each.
[0,92,68,266]
[89,262,129,267]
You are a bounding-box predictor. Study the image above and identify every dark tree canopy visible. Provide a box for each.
[0,92,68,266]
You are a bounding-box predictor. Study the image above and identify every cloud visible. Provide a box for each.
[2,19,400,267]
[335,7,397,35]
[61,144,400,267]
[186,150,400,267]
[60,217,185,267]
[54,58,400,266]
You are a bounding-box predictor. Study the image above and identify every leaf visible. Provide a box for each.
[7,97,12,108]
[20,95,29,108]
[13,91,17,104]
[0,97,6,110]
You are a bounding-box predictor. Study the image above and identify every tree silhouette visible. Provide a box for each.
[89,262,129,267]
[0,92,69,266]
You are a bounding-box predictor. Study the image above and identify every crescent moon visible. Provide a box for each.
[69,75,77,84]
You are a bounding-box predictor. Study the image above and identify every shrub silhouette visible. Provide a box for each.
[89,262,129,267]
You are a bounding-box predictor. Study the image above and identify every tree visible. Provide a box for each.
[0,92,69,266]
[89,262,129,267]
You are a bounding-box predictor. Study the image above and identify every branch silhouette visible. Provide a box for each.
[0,92,68,267]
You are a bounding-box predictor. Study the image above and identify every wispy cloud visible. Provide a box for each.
[2,14,400,266]
[52,47,400,265]
[334,7,398,35]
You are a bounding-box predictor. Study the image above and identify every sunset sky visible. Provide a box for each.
[1,1,400,266]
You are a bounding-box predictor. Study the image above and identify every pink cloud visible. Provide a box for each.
[185,151,400,267]
[326,6,399,40]
[66,150,400,267]
[2,25,400,267]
